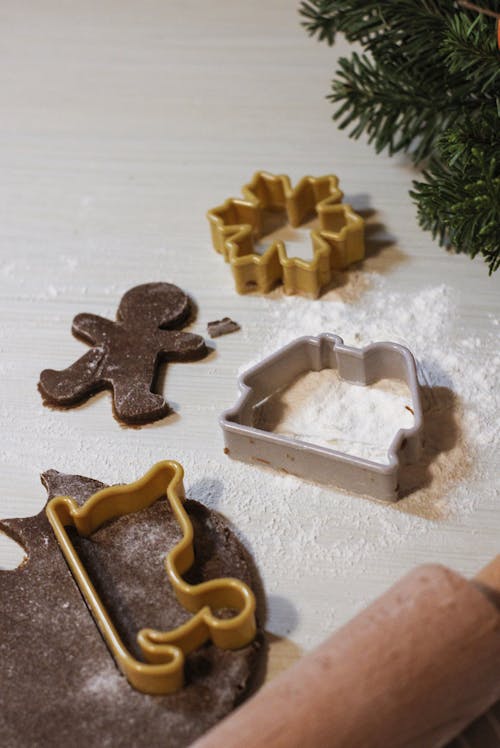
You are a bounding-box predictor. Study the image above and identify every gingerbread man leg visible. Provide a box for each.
[111,379,169,425]
[39,347,106,406]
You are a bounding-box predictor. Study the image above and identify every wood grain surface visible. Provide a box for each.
[0,3,499,744]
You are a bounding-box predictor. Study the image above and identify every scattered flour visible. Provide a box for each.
[255,372,414,464]
[0,274,499,650]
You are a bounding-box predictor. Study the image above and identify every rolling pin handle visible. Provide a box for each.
[473,555,500,609]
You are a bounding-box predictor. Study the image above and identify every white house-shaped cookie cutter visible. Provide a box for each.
[220,334,424,502]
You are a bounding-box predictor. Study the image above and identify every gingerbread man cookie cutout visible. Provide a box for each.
[39,283,207,425]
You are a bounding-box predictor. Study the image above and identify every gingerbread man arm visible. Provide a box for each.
[157,331,207,360]
[72,313,115,344]
[39,347,107,405]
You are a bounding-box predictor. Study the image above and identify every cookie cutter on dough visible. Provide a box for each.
[207,171,365,298]
[220,334,423,502]
[46,460,256,695]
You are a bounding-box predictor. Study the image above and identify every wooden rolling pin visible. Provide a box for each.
[193,559,500,748]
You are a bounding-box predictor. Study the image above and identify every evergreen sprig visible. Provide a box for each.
[411,115,500,273]
[300,0,500,273]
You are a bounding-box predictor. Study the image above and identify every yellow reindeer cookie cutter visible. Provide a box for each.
[207,171,365,298]
[45,460,256,695]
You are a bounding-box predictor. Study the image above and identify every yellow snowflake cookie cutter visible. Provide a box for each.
[45,460,256,695]
[207,171,365,297]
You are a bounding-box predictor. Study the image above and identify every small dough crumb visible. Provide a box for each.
[207,317,241,338]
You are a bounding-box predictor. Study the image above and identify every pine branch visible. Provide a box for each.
[443,13,500,91]
[300,1,454,55]
[330,52,468,162]
[300,0,340,43]
[411,114,500,273]
[300,0,500,272]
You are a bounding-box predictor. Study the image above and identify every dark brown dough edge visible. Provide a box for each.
[37,376,174,427]
[0,470,265,748]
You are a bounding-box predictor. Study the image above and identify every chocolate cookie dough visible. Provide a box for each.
[0,470,263,748]
[38,283,207,425]
[207,317,241,338]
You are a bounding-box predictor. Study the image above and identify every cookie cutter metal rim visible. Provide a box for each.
[45,460,256,695]
[207,171,365,297]
[220,334,424,502]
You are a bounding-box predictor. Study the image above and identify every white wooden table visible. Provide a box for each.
[1,0,499,700]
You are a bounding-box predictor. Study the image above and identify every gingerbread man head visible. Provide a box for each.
[117,283,192,330]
